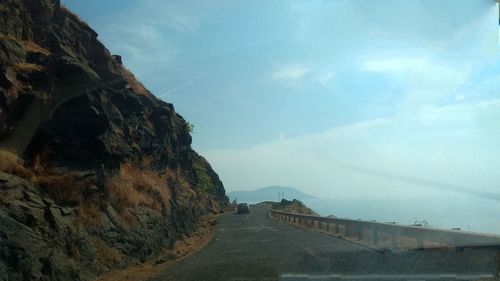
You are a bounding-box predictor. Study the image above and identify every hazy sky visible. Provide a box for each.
[63,0,500,198]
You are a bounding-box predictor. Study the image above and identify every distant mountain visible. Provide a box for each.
[228,186,315,203]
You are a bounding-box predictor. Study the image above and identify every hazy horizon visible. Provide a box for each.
[63,0,500,200]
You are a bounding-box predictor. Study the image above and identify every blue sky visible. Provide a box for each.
[63,0,500,197]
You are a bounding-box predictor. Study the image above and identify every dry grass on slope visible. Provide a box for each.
[273,199,318,216]
[119,67,150,96]
[22,40,50,55]
[0,148,172,211]
[0,149,31,178]
[0,149,93,206]
[14,62,45,73]
[35,172,92,205]
[60,5,89,28]
[105,162,170,213]
[0,148,175,230]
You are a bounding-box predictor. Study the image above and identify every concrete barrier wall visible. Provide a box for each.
[269,209,500,250]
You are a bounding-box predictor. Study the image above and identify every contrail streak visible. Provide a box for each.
[157,38,280,98]
[158,65,219,97]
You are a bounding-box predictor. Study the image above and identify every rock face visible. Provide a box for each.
[272,199,318,216]
[0,0,228,280]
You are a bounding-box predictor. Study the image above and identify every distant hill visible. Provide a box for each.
[228,186,315,203]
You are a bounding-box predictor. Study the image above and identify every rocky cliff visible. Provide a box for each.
[0,0,228,280]
[272,199,318,216]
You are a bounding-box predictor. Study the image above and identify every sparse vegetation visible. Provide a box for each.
[88,236,123,268]
[35,172,93,205]
[22,40,50,55]
[27,149,95,205]
[0,147,175,214]
[193,162,214,194]
[0,149,31,178]
[105,162,170,213]
[0,149,92,205]
[77,202,102,229]
[14,62,45,73]
[120,67,150,96]
[0,34,17,41]
[186,122,195,133]
[272,199,318,216]
[60,4,89,27]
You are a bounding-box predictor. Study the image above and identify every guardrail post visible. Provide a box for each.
[372,230,378,244]
[391,235,398,249]
[495,250,500,279]
[416,237,424,250]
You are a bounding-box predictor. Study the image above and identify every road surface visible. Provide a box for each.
[152,203,498,281]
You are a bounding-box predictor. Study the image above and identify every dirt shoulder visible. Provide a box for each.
[96,206,234,281]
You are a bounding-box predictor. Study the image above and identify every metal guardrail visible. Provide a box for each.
[269,209,500,250]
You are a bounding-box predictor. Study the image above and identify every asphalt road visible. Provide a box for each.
[152,204,498,281]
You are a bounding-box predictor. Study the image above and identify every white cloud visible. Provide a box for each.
[314,70,335,86]
[270,62,339,89]
[418,98,500,127]
[362,57,472,112]
[362,58,428,73]
[271,63,311,81]
[361,57,468,85]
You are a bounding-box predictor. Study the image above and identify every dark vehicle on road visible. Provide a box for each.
[237,203,250,214]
